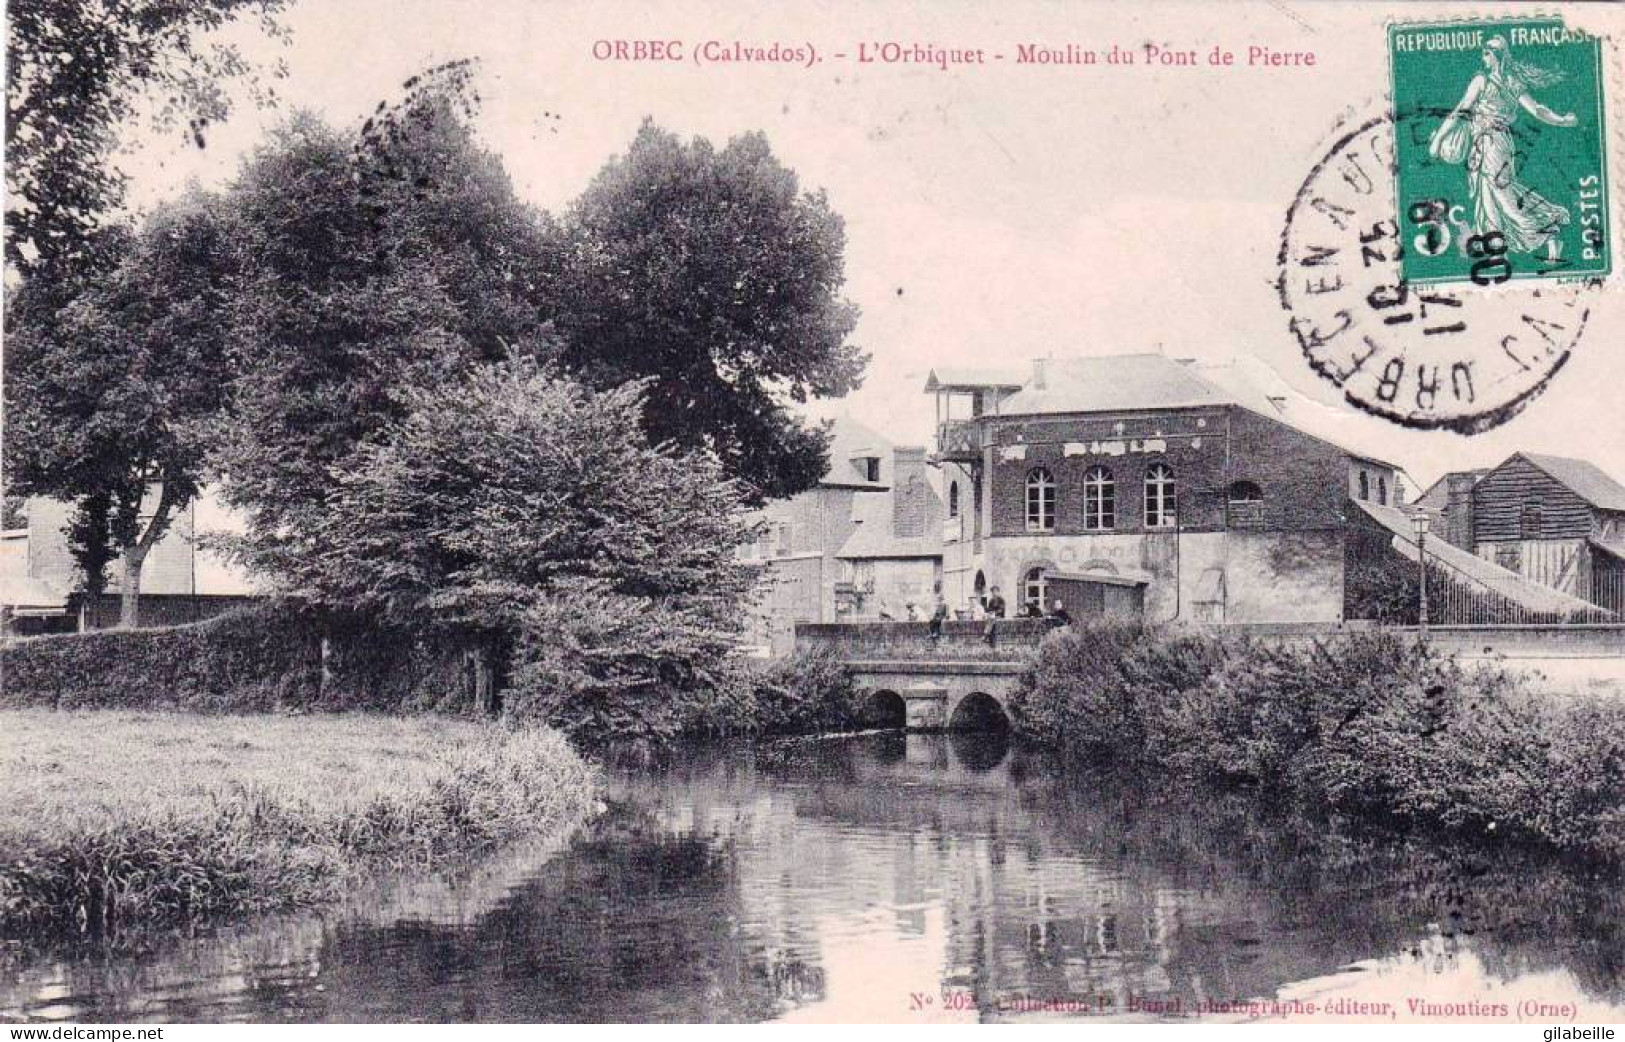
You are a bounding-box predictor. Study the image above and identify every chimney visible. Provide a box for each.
[892,446,928,538]
[1444,472,1477,550]
[1031,358,1049,390]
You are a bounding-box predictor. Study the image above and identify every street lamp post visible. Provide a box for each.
[1411,510,1430,636]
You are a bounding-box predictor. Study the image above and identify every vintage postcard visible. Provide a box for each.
[3,0,1624,1033]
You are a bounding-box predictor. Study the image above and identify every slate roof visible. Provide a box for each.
[1517,453,1625,512]
[1185,358,1289,418]
[819,416,894,489]
[924,367,1026,391]
[1590,537,1625,562]
[995,354,1232,416]
[969,353,1401,471]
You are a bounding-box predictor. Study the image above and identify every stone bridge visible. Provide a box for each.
[796,620,1051,731]
[844,659,1026,731]
[797,620,1625,729]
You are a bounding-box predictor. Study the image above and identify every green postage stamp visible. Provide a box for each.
[1388,18,1610,285]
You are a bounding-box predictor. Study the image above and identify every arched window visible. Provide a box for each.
[1023,566,1048,613]
[1145,464,1176,529]
[973,570,987,605]
[1228,480,1263,502]
[1377,475,1388,506]
[1083,466,1115,531]
[1358,470,1370,501]
[948,480,960,518]
[1026,467,1055,531]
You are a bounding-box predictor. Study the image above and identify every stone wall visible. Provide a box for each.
[796,619,1054,658]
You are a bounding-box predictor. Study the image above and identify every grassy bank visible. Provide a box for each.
[1011,625,1625,862]
[0,711,598,939]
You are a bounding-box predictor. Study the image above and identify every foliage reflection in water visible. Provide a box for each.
[3,732,1622,1023]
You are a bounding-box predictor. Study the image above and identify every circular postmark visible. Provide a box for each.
[1277,108,1601,434]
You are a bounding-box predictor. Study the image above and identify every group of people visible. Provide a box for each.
[973,584,1070,644]
[972,585,1070,624]
[880,583,1071,645]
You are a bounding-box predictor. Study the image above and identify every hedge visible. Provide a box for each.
[0,606,477,714]
[0,608,876,740]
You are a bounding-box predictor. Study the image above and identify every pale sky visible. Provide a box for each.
[116,0,1625,492]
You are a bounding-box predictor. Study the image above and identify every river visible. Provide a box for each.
[3,733,1622,1023]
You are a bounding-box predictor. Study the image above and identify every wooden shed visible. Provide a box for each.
[1469,452,1625,614]
[1047,571,1148,621]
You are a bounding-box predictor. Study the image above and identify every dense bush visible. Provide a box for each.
[221,355,756,730]
[735,648,861,736]
[502,589,743,748]
[1010,622,1146,753]
[1011,624,1625,860]
[504,591,864,745]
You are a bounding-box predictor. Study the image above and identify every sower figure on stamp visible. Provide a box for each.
[1430,35,1578,262]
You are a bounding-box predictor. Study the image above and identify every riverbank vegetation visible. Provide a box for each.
[1011,625,1625,861]
[0,711,598,940]
[0,619,867,753]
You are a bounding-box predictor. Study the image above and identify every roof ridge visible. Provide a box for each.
[1508,451,1625,508]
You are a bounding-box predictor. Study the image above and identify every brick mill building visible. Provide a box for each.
[927,354,1407,624]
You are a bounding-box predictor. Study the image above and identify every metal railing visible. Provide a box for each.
[934,419,983,460]
[1356,530,1618,626]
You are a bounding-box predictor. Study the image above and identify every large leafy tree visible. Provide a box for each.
[212,73,561,538]
[5,0,287,277]
[555,121,867,503]
[3,191,240,626]
[231,355,753,715]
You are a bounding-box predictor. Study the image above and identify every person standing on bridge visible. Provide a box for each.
[982,585,1007,646]
[929,591,949,641]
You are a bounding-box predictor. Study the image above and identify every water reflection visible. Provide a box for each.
[3,734,1622,1023]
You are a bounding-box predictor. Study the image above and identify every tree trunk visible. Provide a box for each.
[118,546,147,629]
[472,643,496,716]
[116,480,183,631]
[320,635,334,700]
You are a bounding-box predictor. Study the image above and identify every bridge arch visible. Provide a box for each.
[948,691,1011,733]
[861,689,907,729]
